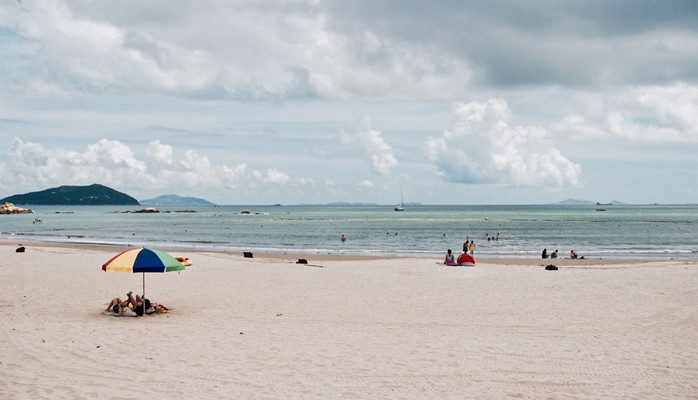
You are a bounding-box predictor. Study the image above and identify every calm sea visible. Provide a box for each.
[1,204,696,260]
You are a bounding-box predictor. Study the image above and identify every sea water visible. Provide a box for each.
[1,204,696,260]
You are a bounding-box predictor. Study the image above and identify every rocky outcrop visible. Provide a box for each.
[134,208,159,213]
[122,208,160,213]
[0,202,34,214]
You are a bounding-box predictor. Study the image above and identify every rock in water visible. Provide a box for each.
[0,202,33,214]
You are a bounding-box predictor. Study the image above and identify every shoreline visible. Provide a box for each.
[1,237,673,266]
[3,202,696,263]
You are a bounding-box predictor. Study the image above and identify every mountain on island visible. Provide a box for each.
[552,199,596,205]
[140,194,215,206]
[0,184,139,205]
[551,199,627,206]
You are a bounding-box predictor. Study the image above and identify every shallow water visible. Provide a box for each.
[2,204,696,260]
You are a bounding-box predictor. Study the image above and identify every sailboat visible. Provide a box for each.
[394,190,405,211]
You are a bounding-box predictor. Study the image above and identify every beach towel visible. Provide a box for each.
[103,305,170,317]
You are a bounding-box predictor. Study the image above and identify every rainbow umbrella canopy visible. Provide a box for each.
[102,248,185,298]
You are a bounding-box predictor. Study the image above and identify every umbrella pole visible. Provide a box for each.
[142,272,145,300]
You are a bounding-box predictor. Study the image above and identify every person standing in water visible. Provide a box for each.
[469,241,476,256]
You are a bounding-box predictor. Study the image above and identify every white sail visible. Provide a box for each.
[394,189,404,211]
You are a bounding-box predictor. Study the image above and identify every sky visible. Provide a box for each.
[1,0,697,205]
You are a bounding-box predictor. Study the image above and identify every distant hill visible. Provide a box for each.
[552,199,595,205]
[302,202,424,206]
[324,202,380,206]
[551,199,628,206]
[140,194,215,206]
[0,184,139,205]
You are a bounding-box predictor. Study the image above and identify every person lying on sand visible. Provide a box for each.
[106,292,149,316]
[105,296,130,314]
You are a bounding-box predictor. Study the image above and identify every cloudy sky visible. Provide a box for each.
[1,0,697,205]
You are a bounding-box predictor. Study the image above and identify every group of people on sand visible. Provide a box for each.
[443,238,477,264]
[541,248,584,259]
[105,291,165,317]
[442,235,480,264]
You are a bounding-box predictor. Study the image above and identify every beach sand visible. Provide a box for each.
[1,241,697,399]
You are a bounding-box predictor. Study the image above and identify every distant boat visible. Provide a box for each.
[394,190,405,211]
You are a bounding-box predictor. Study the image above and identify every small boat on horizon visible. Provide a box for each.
[394,190,405,211]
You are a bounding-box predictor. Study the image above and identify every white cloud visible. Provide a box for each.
[0,137,150,189]
[145,140,173,166]
[552,114,608,141]
[0,137,308,198]
[552,83,698,144]
[358,180,374,188]
[263,168,290,185]
[634,83,698,142]
[84,139,144,170]
[426,99,581,188]
[605,112,684,143]
[2,0,471,101]
[341,119,398,176]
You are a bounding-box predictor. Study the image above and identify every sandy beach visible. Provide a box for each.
[1,241,697,399]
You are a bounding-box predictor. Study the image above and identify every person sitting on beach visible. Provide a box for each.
[129,292,149,316]
[551,250,558,259]
[444,249,455,264]
[542,248,548,259]
[571,250,578,259]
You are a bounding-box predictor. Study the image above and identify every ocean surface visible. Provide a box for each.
[1,204,696,260]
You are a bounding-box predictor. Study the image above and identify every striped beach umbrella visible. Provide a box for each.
[102,247,185,299]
